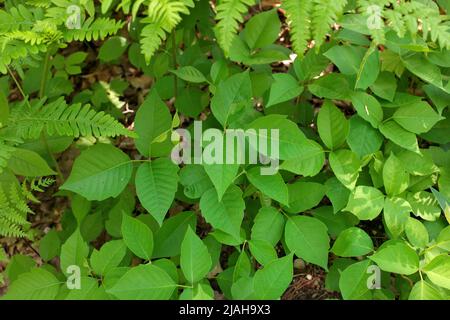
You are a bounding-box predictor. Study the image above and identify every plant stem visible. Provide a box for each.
[39,50,51,98]
[38,51,65,182]
[171,31,178,99]
[6,65,32,110]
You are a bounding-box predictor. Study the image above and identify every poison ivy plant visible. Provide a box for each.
[0,0,449,302]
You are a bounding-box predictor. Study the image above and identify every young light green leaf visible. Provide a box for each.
[284,182,325,213]
[379,120,420,154]
[405,217,429,248]
[8,148,55,177]
[180,227,212,284]
[329,149,361,190]
[90,240,127,276]
[422,254,450,290]
[409,280,443,300]
[204,163,239,201]
[121,215,154,260]
[266,73,303,108]
[331,227,373,257]
[136,159,179,225]
[350,91,383,128]
[347,116,383,157]
[171,66,208,83]
[107,264,177,300]
[246,166,289,206]
[60,229,89,276]
[253,254,293,300]
[200,185,245,241]
[251,207,285,246]
[383,197,411,239]
[2,268,60,300]
[345,186,385,220]
[61,143,132,201]
[317,100,349,150]
[249,240,278,266]
[285,216,330,269]
[383,152,409,196]
[339,259,373,300]
[393,101,444,134]
[134,89,172,157]
[369,240,419,275]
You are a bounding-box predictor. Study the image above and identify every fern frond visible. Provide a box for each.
[7,97,135,139]
[0,142,15,174]
[0,184,31,238]
[283,0,313,57]
[140,0,194,63]
[214,0,255,56]
[311,0,348,49]
[64,17,125,42]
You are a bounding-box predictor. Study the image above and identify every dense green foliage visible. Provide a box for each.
[0,0,449,300]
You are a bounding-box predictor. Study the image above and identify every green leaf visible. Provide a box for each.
[317,100,349,150]
[60,229,89,276]
[251,207,285,246]
[0,89,9,126]
[383,152,410,196]
[344,186,385,220]
[61,143,132,201]
[331,227,373,257]
[355,46,380,90]
[180,227,212,284]
[134,90,172,157]
[107,264,177,299]
[171,66,208,83]
[243,9,281,49]
[325,177,351,213]
[379,120,420,154]
[211,71,252,127]
[2,268,60,300]
[405,217,429,248]
[121,215,154,260]
[324,45,364,75]
[393,101,444,134]
[347,116,383,157]
[98,36,128,62]
[8,148,55,177]
[179,165,213,199]
[285,216,330,269]
[409,280,443,300]
[383,197,411,239]
[284,181,325,213]
[369,240,419,275]
[249,240,278,266]
[422,254,450,290]
[200,185,245,241]
[350,91,383,128]
[39,230,61,262]
[266,73,303,108]
[246,115,308,160]
[153,211,197,258]
[339,259,372,300]
[246,166,289,205]
[329,149,361,190]
[203,163,239,202]
[280,138,325,177]
[370,71,397,102]
[401,53,443,88]
[90,240,127,276]
[136,159,179,225]
[407,191,441,221]
[252,254,293,300]
[308,73,351,100]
